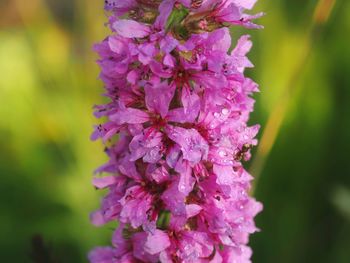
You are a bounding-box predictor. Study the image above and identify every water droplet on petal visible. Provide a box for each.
[179,184,186,191]
[236,217,244,223]
[219,150,227,157]
[221,108,229,115]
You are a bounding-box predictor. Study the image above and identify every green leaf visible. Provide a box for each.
[166,5,189,32]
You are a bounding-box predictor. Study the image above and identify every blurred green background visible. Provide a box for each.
[0,0,349,262]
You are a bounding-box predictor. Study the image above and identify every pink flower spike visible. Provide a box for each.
[90,0,263,261]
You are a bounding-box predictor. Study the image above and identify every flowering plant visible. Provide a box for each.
[89,0,263,262]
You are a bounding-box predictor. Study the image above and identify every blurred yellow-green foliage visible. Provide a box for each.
[0,0,350,262]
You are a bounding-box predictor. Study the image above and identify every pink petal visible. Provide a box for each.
[113,20,151,38]
[233,0,258,10]
[92,176,118,189]
[145,82,175,118]
[144,230,171,255]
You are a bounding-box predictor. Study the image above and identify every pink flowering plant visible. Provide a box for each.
[89,0,263,262]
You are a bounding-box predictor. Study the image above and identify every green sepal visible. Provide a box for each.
[166,5,189,32]
[156,210,171,230]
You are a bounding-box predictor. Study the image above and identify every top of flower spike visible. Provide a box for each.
[104,0,263,33]
[104,0,259,10]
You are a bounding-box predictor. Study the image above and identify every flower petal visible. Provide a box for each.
[145,82,175,118]
[113,20,151,38]
[144,230,171,255]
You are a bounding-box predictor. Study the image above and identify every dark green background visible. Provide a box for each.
[0,0,349,262]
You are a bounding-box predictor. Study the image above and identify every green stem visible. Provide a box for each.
[250,0,337,195]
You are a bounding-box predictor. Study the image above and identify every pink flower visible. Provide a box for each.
[113,20,151,38]
[88,247,115,263]
[206,0,264,29]
[166,126,209,164]
[90,0,263,262]
[159,230,214,262]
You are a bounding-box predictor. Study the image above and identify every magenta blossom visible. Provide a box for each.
[90,0,263,262]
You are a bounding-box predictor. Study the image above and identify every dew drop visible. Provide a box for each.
[184,245,190,252]
[179,184,186,192]
[219,150,227,157]
[236,217,244,223]
[221,108,229,115]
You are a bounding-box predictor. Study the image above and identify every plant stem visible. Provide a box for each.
[250,0,337,195]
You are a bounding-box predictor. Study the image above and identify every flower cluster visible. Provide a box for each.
[89,0,263,262]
